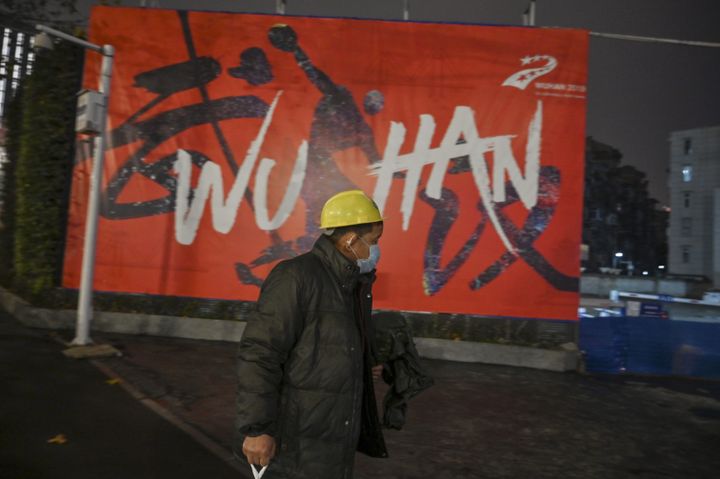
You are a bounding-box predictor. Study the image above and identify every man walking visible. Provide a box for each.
[235,190,388,479]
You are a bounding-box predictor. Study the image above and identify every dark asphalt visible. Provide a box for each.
[0,310,241,479]
[3,308,720,479]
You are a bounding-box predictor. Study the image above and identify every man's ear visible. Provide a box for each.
[344,233,357,248]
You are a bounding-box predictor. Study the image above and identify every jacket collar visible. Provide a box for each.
[312,235,361,289]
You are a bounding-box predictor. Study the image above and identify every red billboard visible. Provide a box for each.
[63,6,589,320]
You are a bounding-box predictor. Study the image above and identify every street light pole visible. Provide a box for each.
[75,45,113,346]
[35,25,114,346]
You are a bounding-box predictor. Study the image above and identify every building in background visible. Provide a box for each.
[0,27,33,221]
[0,27,33,119]
[0,120,6,223]
[583,137,667,275]
[668,125,720,284]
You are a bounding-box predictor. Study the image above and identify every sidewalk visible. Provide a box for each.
[3,309,720,478]
[92,331,720,479]
[0,310,242,479]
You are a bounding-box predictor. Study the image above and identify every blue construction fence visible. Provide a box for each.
[579,317,720,380]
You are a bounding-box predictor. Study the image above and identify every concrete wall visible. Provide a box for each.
[580,275,688,297]
[0,287,578,372]
[667,302,720,324]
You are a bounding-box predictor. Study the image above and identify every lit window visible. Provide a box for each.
[683,191,691,208]
[682,165,693,182]
[682,245,691,264]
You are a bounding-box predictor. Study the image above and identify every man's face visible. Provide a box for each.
[353,222,383,259]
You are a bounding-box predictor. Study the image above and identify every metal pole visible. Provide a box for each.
[589,31,720,48]
[73,45,114,346]
[276,0,286,14]
[403,0,410,21]
[36,24,103,53]
[525,0,536,26]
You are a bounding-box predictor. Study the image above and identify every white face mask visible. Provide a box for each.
[349,237,381,274]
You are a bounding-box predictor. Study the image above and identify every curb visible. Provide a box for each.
[89,360,245,475]
[1,287,578,372]
[415,338,578,372]
[33,312,248,477]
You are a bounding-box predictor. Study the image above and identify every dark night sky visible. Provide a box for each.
[74,0,720,204]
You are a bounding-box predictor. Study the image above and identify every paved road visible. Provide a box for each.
[4,308,720,478]
[0,310,242,479]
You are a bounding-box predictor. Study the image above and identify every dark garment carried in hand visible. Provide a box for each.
[373,312,434,430]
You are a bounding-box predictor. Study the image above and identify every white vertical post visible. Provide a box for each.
[276,0,286,14]
[73,45,114,346]
[403,0,410,21]
[523,1,536,26]
[529,0,536,26]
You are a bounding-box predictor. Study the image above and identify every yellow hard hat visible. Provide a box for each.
[320,190,383,229]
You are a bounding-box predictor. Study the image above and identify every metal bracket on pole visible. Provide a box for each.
[35,24,103,52]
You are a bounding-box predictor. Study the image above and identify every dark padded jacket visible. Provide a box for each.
[235,236,387,479]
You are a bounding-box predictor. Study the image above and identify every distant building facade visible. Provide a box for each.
[583,137,667,275]
[668,125,720,284]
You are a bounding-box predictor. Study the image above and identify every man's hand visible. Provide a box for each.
[243,434,276,467]
[372,364,383,380]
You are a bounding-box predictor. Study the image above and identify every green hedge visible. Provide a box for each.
[0,88,23,286]
[9,41,82,299]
